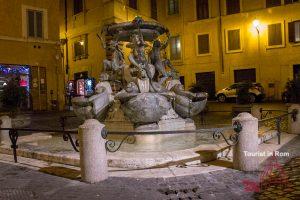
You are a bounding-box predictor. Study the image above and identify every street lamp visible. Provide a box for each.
[252,19,261,86]
[253,19,260,34]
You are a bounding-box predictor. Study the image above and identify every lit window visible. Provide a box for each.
[226,0,240,15]
[197,34,210,54]
[196,0,209,20]
[73,0,83,15]
[74,35,88,60]
[128,0,138,10]
[227,29,241,51]
[170,36,181,60]
[268,23,283,46]
[289,20,300,43]
[284,0,299,4]
[27,10,43,38]
[266,0,281,8]
[168,0,179,15]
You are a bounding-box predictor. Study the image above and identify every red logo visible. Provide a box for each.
[242,154,290,192]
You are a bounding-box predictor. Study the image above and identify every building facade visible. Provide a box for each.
[60,0,300,101]
[0,0,64,111]
[157,0,300,100]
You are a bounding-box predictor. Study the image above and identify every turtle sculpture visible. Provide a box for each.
[72,17,207,130]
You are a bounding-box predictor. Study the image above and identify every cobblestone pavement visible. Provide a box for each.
[0,136,299,200]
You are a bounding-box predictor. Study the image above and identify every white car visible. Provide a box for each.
[216,82,265,103]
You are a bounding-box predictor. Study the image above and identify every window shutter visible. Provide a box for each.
[36,11,43,38]
[268,23,282,46]
[151,0,157,20]
[226,0,240,15]
[228,30,240,51]
[198,34,209,54]
[196,0,209,20]
[288,22,295,43]
[27,10,35,37]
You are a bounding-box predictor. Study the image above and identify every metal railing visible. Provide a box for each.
[258,109,298,145]
[101,121,242,152]
[0,127,79,163]
[0,120,243,163]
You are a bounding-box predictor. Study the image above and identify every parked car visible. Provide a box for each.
[216,82,265,103]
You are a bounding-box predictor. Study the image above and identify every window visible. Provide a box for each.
[196,0,209,20]
[27,10,43,38]
[151,0,157,20]
[226,0,240,15]
[266,0,281,8]
[268,23,283,46]
[227,29,241,51]
[285,0,299,4]
[289,21,300,43]
[168,0,179,15]
[74,35,88,60]
[170,36,181,60]
[128,0,138,10]
[197,34,210,54]
[73,0,83,15]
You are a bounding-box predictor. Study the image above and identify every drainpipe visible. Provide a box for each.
[65,0,69,76]
[218,0,224,74]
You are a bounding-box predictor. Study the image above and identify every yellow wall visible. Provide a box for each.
[61,0,300,100]
[157,0,300,100]
[0,0,64,110]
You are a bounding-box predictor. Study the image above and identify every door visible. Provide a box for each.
[234,68,256,83]
[30,66,47,111]
[195,72,216,99]
[294,64,300,80]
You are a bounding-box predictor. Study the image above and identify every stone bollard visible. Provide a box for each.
[232,112,259,171]
[79,119,108,183]
[288,104,300,134]
[0,116,12,145]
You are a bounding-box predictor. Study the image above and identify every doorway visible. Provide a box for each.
[195,72,216,100]
[234,68,256,83]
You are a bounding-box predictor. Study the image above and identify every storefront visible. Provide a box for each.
[0,64,31,110]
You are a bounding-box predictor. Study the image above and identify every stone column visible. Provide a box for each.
[288,104,300,134]
[79,119,108,183]
[0,116,12,145]
[232,112,259,171]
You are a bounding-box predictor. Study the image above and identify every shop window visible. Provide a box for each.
[196,0,209,20]
[73,0,83,15]
[226,0,240,15]
[268,23,283,46]
[151,0,157,20]
[128,0,138,10]
[197,34,210,54]
[266,0,281,8]
[168,0,179,15]
[27,10,43,38]
[227,29,241,51]
[284,0,299,4]
[74,35,88,60]
[289,21,300,43]
[170,36,181,60]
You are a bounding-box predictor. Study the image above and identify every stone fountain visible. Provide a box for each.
[72,17,207,132]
